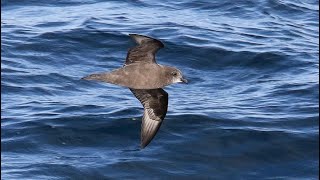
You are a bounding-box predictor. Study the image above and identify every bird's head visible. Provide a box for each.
[164,66,188,84]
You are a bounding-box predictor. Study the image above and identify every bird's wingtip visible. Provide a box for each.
[128,34,164,47]
[140,138,150,149]
[140,143,146,149]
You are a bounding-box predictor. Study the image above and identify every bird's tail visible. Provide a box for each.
[81,73,108,81]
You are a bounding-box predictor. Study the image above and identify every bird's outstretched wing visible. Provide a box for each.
[130,88,168,148]
[126,34,168,148]
[125,34,164,65]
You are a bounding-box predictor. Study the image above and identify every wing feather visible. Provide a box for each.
[125,34,164,65]
[130,88,168,148]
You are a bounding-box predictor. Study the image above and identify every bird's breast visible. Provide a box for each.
[104,64,168,89]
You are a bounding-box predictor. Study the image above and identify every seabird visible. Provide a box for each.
[82,34,187,148]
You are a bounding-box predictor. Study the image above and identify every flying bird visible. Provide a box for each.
[82,34,187,148]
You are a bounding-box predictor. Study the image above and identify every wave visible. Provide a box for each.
[2,0,318,179]
[2,113,318,179]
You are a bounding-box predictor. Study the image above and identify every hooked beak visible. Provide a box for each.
[180,78,188,84]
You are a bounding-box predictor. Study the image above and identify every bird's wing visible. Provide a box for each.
[130,88,168,148]
[125,34,164,65]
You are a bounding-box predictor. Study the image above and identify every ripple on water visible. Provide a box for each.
[1,0,319,179]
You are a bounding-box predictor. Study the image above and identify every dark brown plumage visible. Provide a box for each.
[82,34,187,148]
[129,88,168,148]
[125,34,164,65]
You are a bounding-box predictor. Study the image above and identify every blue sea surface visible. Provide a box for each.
[1,0,319,179]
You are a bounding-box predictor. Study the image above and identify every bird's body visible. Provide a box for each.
[84,63,180,89]
[83,34,187,148]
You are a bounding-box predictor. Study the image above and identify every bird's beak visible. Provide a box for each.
[180,78,188,84]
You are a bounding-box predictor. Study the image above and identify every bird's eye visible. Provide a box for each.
[171,72,177,76]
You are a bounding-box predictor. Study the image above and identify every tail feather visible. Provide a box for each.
[82,73,106,81]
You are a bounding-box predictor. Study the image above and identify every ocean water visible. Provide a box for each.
[1,0,319,179]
